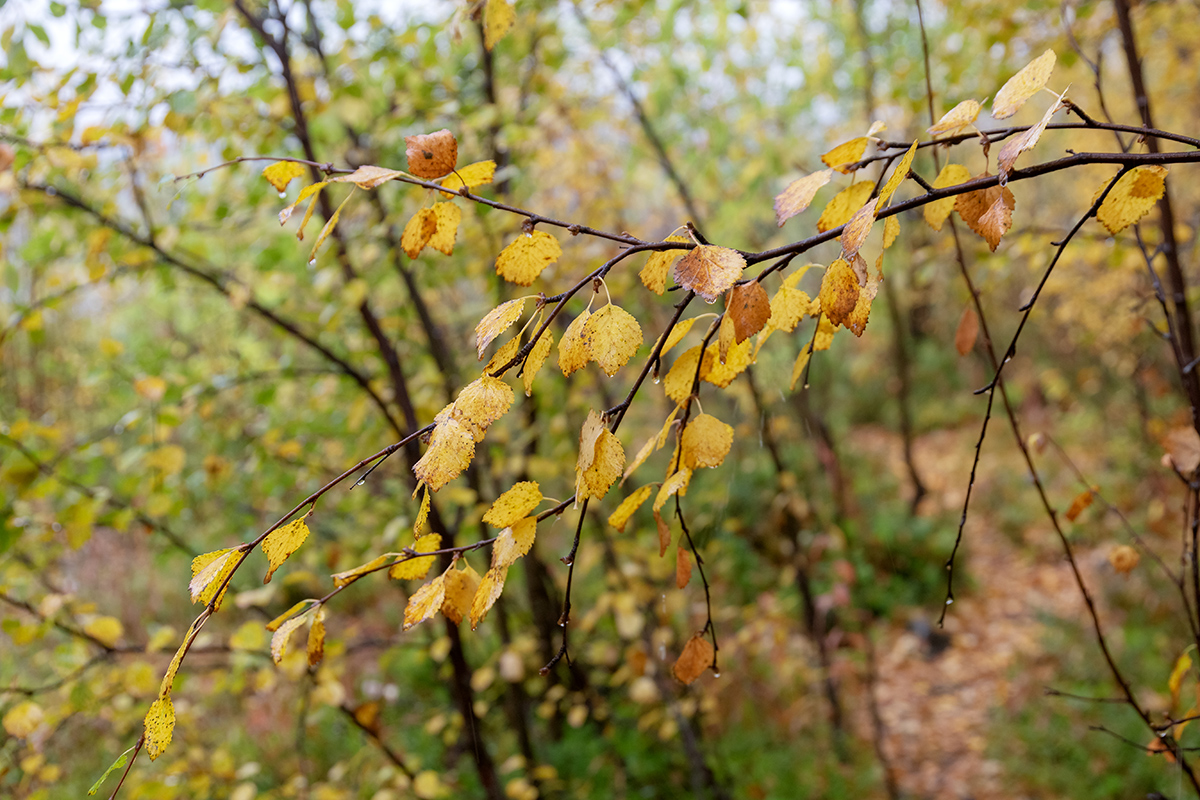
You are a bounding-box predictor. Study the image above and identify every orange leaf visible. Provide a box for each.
[672,634,714,684]
[955,307,979,356]
[728,282,770,344]
[405,129,458,179]
[673,245,745,304]
[675,546,693,589]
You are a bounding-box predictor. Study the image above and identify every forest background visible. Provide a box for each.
[4,0,1200,798]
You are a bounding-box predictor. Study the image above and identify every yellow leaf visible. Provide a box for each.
[475,298,526,360]
[1109,544,1139,575]
[1170,652,1193,708]
[578,428,625,503]
[672,633,714,684]
[950,307,978,357]
[134,375,167,402]
[428,201,461,255]
[279,181,326,226]
[440,160,497,194]
[813,315,836,351]
[775,169,833,226]
[924,164,972,231]
[673,245,745,304]
[414,486,431,537]
[402,208,438,258]
[404,574,447,630]
[390,533,443,580]
[442,562,482,624]
[681,414,733,469]
[483,0,516,51]
[271,612,310,663]
[484,481,543,528]
[998,91,1067,178]
[306,606,326,667]
[956,176,1015,246]
[266,601,311,633]
[332,164,404,190]
[654,468,692,512]
[189,548,240,608]
[876,140,918,211]
[657,406,681,450]
[789,345,813,391]
[717,311,736,364]
[584,303,643,376]
[3,701,44,738]
[817,182,874,233]
[883,216,900,249]
[470,566,508,629]
[839,198,877,261]
[1065,490,1094,522]
[927,99,982,136]
[845,277,879,337]
[146,444,186,475]
[558,308,592,376]
[728,282,770,344]
[414,416,476,491]
[821,137,869,173]
[676,546,693,589]
[818,259,859,328]
[496,230,562,286]
[83,616,123,648]
[976,196,1013,252]
[523,328,553,396]
[640,236,691,294]
[623,437,657,484]
[143,696,175,760]
[767,286,813,334]
[405,129,458,180]
[664,345,704,405]
[310,189,355,262]
[484,336,521,376]
[1096,166,1167,235]
[492,516,538,568]
[456,376,514,432]
[262,161,306,193]
[158,620,197,696]
[659,317,696,357]
[608,485,655,532]
[332,555,393,588]
[992,49,1056,120]
[261,516,311,584]
[655,509,672,556]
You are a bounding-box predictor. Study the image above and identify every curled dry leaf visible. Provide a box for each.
[992,49,1056,120]
[927,99,982,136]
[774,169,833,227]
[673,245,745,303]
[727,282,769,343]
[1064,490,1094,522]
[676,546,693,589]
[997,90,1067,179]
[955,175,1015,246]
[1109,544,1139,575]
[405,129,458,179]
[332,164,404,190]
[976,196,1013,251]
[672,634,715,684]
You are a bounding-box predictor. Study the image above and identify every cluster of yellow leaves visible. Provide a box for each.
[558,301,644,377]
[415,376,514,491]
[267,601,327,668]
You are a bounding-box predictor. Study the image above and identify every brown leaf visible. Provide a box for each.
[675,546,693,589]
[405,129,458,179]
[955,306,979,356]
[955,176,1015,246]
[1109,544,1140,575]
[728,282,771,344]
[1064,490,1094,522]
[655,509,671,557]
[839,197,877,261]
[976,196,1013,251]
[1165,427,1200,474]
[672,634,714,684]
[673,245,745,304]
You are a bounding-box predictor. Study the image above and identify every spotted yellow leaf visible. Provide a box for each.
[483,481,542,528]
[608,485,655,532]
[483,0,515,51]
[1096,166,1167,234]
[558,308,591,376]
[404,574,447,630]
[389,533,442,580]
[584,303,643,376]
[143,695,175,760]
[428,201,461,255]
[306,605,326,666]
[442,562,482,625]
[413,415,476,491]
[402,208,438,258]
[189,548,240,608]
[262,515,311,584]
[819,259,859,328]
[491,516,537,568]
[496,230,561,286]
